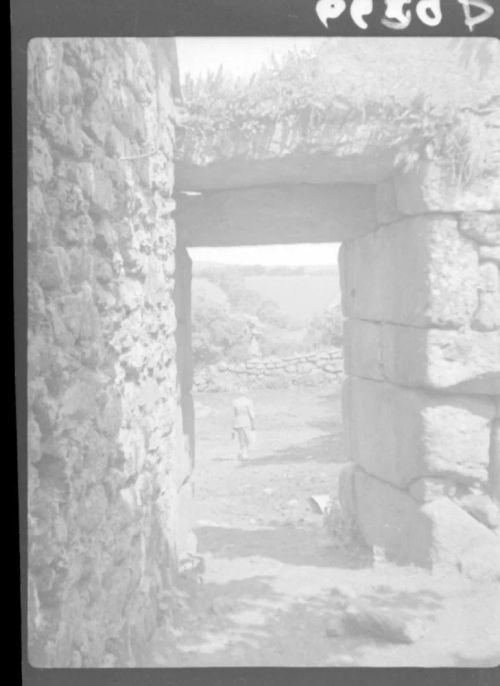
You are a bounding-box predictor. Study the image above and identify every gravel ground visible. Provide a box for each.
[150,385,500,667]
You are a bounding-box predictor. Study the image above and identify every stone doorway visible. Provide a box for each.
[174,149,500,574]
[160,151,500,663]
[26,36,500,667]
[172,36,500,575]
[185,239,345,538]
[173,180,378,568]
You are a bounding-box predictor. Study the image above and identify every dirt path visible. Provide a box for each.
[150,385,500,667]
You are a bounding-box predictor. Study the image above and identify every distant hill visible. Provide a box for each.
[244,274,340,323]
[195,262,336,277]
[193,262,340,323]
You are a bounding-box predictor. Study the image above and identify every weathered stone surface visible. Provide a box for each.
[342,216,479,327]
[479,245,500,265]
[490,420,500,503]
[479,261,499,293]
[460,213,500,246]
[342,601,429,644]
[473,292,500,332]
[341,377,353,464]
[36,247,71,291]
[30,134,53,184]
[376,178,401,225]
[354,468,498,570]
[353,468,425,564]
[177,184,378,247]
[343,319,383,381]
[409,478,457,503]
[347,377,495,487]
[472,261,500,331]
[394,161,500,214]
[173,481,197,562]
[338,463,357,521]
[340,231,382,320]
[458,538,500,581]
[458,494,500,530]
[28,37,182,668]
[28,417,42,465]
[381,325,500,390]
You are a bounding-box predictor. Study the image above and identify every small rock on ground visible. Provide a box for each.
[342,602,429,644]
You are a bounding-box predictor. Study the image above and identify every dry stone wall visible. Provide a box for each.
[27,38,183,667]
[194,349,344,393]
[340,159,500,578]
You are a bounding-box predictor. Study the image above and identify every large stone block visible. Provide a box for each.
[478,261,499,293]
[473,292,500,332]
[409,477,457,503]
[176,184,377,247]
[459,213,500,246]
[394,161,500,214]
[341,378,353,462]
[381,324,500,390]
[338,463,357,521]
[346,377,495,487]
[458,538,500,581]
[376,178,401,225]
[457,493,500,530]
[340,232,384,320]
[342,216,479,327]
[354,468,499,571]
[479,245,500,265]
[343,319,383,381]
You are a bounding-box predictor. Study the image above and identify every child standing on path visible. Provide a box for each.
[232,386,255,461]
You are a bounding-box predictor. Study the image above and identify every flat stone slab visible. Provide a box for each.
[176,183,377,247]
[353,468,499,570]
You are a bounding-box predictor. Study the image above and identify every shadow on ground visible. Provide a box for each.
[355,587,442,617]
[153,574,449,667]
[196,523,370,569]
[240,431,346,466]
[154,573,370,666]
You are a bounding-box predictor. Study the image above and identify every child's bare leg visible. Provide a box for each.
[237,431,244,460]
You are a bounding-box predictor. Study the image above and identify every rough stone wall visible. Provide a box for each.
[27,38,180,666]
[173,244,196,559]
[340,159,500,578]
[194,349,344,393]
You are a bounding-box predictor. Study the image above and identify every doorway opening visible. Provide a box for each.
[169,241,377,655]
[188,242,353,551]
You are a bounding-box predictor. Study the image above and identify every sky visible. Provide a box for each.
[176,37,314,81]
[188,244,340,267]
[178,38,337,267]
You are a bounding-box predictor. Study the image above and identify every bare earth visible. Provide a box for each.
[150,385,500,667]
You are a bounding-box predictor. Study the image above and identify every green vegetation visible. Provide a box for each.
[178,39,499,183]
[304,303,344,351]
[191,263,342,368]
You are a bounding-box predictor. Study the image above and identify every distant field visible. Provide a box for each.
[245,274,340,322]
